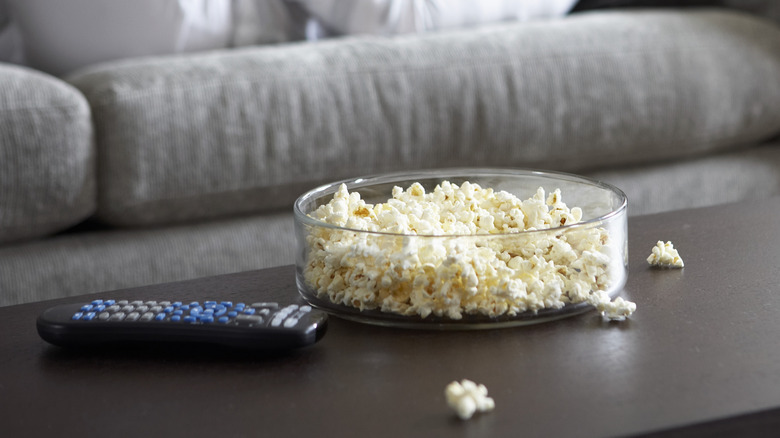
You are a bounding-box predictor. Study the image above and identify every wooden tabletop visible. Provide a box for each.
[2,198,780,437]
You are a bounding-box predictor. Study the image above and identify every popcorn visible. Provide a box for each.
[303,181,630,320]
[647,240,684,268]
[589,291,636,321]
[445,380,495,420]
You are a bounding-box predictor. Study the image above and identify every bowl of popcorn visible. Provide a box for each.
[293,168,629,329]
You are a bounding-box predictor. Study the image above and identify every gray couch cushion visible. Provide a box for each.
[68,9,780,226]
[589,142,780,216]
[0,211,295,306]
[0,63,94,244]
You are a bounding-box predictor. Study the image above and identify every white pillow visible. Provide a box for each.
[294,0,579,37]
[8,0,233,76]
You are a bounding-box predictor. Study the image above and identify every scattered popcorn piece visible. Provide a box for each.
[647,240,684,268]
[589,291,636,321]
[445,380,495,420]
[304,181,622,319]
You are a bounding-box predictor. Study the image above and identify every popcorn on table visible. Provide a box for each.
[589,291,636,321]
[647,240,684,268]
[303,181,632,319]
[445,380,495,420]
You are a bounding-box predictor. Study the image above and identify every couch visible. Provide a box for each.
[1,7,779,307]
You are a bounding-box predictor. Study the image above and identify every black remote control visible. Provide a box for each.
[37,299,328,350]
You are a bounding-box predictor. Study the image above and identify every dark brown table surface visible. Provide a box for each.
[3,198,780,437]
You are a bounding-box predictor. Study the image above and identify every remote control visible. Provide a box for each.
[37,299,328,350]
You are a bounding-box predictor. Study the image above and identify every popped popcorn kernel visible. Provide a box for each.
[445,380,495,420]
[589,291,636,321]
[647,240,684,268]
[303,181,626,320]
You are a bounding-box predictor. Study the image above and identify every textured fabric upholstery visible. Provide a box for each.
[0,211,294,306]
[0,63,94,244]
[591,142,780,216]
[68,9,780,227]
[2,144,780,307]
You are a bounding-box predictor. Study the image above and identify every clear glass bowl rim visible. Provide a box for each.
[293,167,627,238]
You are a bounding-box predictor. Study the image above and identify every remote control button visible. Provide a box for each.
[183,316,197,323]
[163,306,174,313]
[220,301,232,307]
[109,312,126,321]
[251,302,279,309]
[159,301,171,307]
[91,300,104,305]
[258,309,271,316]
[120,305,134,313]
[218,316,229,324]
[214,308,227,317]
[173,310,183,316]
[172,302,182,307]
[140,312,155,321]
[235,303,246,310]
[215,304,226,311]
[284,318,299,328]
[290,310,309,321]
[144,301,157,306]
[98,312,111,321]
[104,300,116,306]
[236,315,264,325]
[72,312,83,320]
[199,316,214,324]
[171,315,181,322]
[136,306,149,314]
[150,306,163,314]
[154,313,166,321]
[126,312,140,322]
[300,305,312,313]
[205,301,217,306]
[116,300,128,306]
[203,309,214,315]
[243,308,256,315]
[189,302,199,307]
[180,305,190,310]
[130,301,144,306]
[107,305,121,313]
[83,312,97,321]
[270,316,284,327]
[228,311,238,318]
[80,304,92,311]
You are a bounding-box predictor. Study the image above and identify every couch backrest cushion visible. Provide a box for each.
[68,9,780,226]
[0,64,95,244]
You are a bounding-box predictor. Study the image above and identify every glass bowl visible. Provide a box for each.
[293,168,628,329]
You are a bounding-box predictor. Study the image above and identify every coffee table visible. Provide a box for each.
[3,198,780,437]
